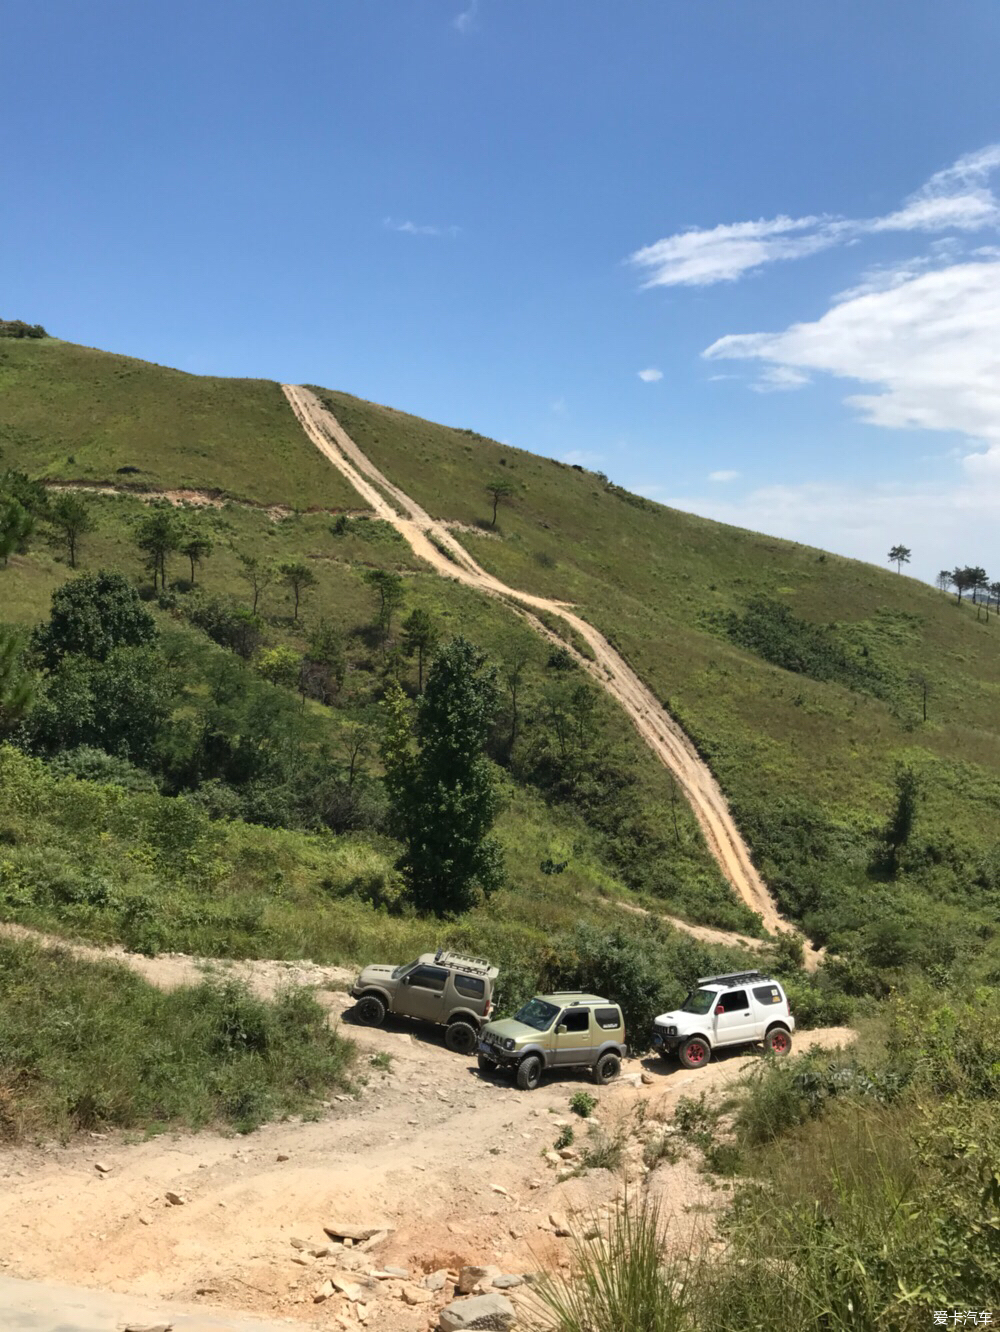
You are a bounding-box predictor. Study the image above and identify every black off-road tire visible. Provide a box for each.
[765,1027,793,1056]
[445,1020,478,1056]
[477,1052,497,1074]
[593,1052,621,1085]
[516,1054,543,1091]
[678,1036,711,1070]
[354,994,386,1027]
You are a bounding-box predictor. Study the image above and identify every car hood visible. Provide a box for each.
[654,1011,683,1027]
[356,965,396,988]
[482,1018,541,1042]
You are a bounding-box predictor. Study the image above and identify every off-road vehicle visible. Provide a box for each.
[651,970,795,1069]
[349,949,498,1054]
[478,992,626,1091]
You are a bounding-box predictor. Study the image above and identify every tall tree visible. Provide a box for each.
[882,766,921,875]
[500,644,531,760]
[181,532,214,586]
[484,476,515,528]
[32,571,157,667]
[237,553,274,615]
[382,637,505,914]
[136,507,182,590]
[0,627,34,734]
[969,566,989,604]
[990,581,1000,612]
[936,570,952,593]
[0,497,34,567]
[951,567,973,601]
[887,544,911,573]
[401,608,438,691]
[47,493,94,569]
[279,559,317,622]
[364,568,406,646]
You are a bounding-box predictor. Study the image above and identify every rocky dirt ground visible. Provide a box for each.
[0,935,854,1331]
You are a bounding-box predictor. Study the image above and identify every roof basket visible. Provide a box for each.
[697,970,768,987]
[433,948,495,975]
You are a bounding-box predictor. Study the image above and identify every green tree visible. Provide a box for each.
[484,476,515,528]
[0,497,34,567]
[951,566,973,601]
[969,565,989,604]
[301,620,345,704]
[0,627,34,734]
[136,507,183,590]
[401,608,438,691]
[382,637,505,914]
[887,544,911,573]
[882,765,921,875]
[237,553,274,615]
[256,644,302,691]
[181,532,214,586]
[47,492,94,569]
[32,571,157,667]
[500,644,531,760]
[279,559,317,622]
[936,569,952,593]
[364,568,406,646]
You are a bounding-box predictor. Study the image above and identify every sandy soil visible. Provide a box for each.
[281,384,816,960]
[45,481,372,523]
[1,931,854,1331]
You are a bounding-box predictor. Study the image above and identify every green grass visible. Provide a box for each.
[0,935,355,1139]
[0,339,362,508]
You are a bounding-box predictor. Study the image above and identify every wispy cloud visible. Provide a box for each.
[453,0,479,33]
[749,365,812,394]
[637,367,663,382]
[708,470,739,482]
[550,397,567,415]
[628,146,1000,288]
[383,217,460,238]
[563,449,605,467]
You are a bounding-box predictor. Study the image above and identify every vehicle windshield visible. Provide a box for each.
[391,960,419,980]
[680,988,717,1016]
[514,998,560,1031]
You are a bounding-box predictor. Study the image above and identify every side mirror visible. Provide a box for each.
[557,1024,567,1035]
[715,1005,725,1016]
[402,976,412,986]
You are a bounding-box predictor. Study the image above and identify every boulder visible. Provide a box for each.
[492,1275,523,1289]
[458,1264,499,1294]
[438,1293,517,1330]
[400,1283,433,1304]
[323,1222,383,1242]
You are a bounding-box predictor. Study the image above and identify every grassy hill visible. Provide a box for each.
[3,335,1000,996]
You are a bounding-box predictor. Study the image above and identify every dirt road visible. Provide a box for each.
[1,935,853,1331]
[282,385,805,948]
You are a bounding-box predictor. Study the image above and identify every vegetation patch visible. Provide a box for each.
[0,935,354,1139]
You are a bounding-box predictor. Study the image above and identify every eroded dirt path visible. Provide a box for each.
[1,933,853,1331]
[282,385,805,948]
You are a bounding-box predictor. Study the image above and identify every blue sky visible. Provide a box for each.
[3,1,999,580]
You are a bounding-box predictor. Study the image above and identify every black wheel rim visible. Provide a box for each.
[451,1026,475,1053]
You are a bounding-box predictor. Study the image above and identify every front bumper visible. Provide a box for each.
[651,1026,680,1053]
[479,1039,519,1067]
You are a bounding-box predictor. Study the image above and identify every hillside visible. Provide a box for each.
[3,334,1000,993]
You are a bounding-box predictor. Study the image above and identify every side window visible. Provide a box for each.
[753,985,782,1005]
[560,1009,591,1033]
[454,974,485,1000]
[718,989,748,1013]
[595,1007,621,1030]
[408,966,448,992]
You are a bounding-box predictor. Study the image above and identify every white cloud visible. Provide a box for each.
[637,367,663,382]
[708,470,739,482]
[453,0,479,32]
[705,260,1000,447]
[550,397,567,415]
[749,365,811,393]
[563,449,605,467]
[628,146,1000,288]
[383,217,460,238]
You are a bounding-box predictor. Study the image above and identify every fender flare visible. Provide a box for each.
[357,987,392,1008]
[764,1020,791,1037]
[446,1009,483,1028]
[679,1031,712,1051]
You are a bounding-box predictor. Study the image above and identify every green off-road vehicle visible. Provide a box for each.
[477,992,626,1090]
[349,949,498,1054]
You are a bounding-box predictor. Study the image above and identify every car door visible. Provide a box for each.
[553,1007,593,1065]
[751,982,785,1039]
[400,965,449,1022]
[711,989,756,1046]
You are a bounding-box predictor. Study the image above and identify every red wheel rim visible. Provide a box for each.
[772,1033,788,1052]
[688,1043,706,1063]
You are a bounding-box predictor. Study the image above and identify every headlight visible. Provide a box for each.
[503,1037,515,1051]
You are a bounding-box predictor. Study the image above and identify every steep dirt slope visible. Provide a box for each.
[282,385,807,950]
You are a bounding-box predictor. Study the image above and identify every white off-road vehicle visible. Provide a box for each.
[651,970,795,1069]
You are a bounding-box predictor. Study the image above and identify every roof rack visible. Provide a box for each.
[433,948,495,975]
[697,970,768,987]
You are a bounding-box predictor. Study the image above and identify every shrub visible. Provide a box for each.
[569,1091,596,1118]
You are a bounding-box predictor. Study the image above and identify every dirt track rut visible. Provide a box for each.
[282,385,806,948]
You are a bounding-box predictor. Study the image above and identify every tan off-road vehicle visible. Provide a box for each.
[477,992,626,1090]
[349,949,498,1054]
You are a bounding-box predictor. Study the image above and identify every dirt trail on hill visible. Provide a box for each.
[282,385,807,951]
[1,929,853,1331]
